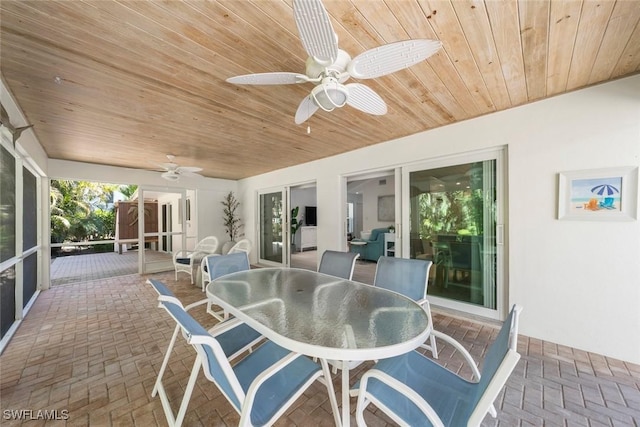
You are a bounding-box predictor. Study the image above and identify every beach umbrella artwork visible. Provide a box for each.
[591,183,619,209]
[591,184,619,196]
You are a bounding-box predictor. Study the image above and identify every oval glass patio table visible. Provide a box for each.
[206,267,431,427]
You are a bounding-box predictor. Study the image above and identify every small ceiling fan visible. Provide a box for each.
[157,155,203,181]
[226,0,442,124]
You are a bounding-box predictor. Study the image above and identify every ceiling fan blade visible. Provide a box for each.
[295,95,320,124]
[180,171,203,178]
[347,39,442,79]
[176,166,203,173]
[345,83,387,115]
[293,0,338,64]
[226,72,307,85]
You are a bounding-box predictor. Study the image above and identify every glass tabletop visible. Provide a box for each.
[207,268,430,361]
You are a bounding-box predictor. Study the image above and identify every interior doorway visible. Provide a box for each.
[289,183,317,270]
[344,170,396,284]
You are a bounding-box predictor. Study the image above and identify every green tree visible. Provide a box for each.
[50,180,121,244]
[118,184,138,200]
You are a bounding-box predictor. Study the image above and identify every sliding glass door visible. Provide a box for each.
[402,149,505,318]
[258,189,287,266]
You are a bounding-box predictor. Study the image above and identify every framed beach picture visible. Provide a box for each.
[557,166,638,221]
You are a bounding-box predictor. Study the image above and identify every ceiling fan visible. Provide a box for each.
[157,155,203,181]
[226,0,442,124]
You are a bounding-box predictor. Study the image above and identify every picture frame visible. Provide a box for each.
[557,166,638,221]
[378,195,395,221]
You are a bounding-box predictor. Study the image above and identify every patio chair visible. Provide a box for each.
[200,254,217,292]
[147,279,263,425]
[228,238,253,255]
[327,256,437,378]
[373,256,438,358]
[203,252,251,319]
[157,299,340,427]
[173,236,218,284]
[353,304,522,427]
[318,250,360,280]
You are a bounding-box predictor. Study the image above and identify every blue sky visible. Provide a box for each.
[571,176,622,199]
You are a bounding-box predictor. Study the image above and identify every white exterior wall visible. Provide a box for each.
[195,189,235,251]
[239,75,640,364]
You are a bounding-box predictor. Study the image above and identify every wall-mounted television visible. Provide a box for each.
[305,206,317,226]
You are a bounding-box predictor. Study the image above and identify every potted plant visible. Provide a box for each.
[388,225,395,233]
[221,191,242,254]
[290,206,303,251]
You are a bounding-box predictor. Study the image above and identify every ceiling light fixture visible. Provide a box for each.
[310,77,348,112]
[161,172,180,182]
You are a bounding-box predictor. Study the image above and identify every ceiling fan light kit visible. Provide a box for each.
[226,0,442,125]
[161,172,180,181]
[311,77,348,112]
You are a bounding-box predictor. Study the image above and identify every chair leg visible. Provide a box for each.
[173,356,203,427]
[430,334,438,359]
[206,300,225,322]
[153,325,181,397]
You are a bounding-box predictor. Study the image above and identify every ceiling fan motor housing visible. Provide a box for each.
[305,49,351,82]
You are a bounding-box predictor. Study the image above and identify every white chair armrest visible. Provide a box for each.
[183,298,209,312]
[207,317,246,336]
[431,330,481,381]
[156,295,183,307]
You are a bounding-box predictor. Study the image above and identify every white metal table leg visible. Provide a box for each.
[320,359,342,427]
[342,364,350,427]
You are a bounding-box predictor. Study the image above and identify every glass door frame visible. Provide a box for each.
[257,187,290,267]
[138,186,186,274]
[401,147,507,320]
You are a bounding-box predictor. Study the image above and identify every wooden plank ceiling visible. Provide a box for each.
[1,0,639,180]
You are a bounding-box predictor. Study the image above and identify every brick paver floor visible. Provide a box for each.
[1,270,639,425]
[50,250,172,287]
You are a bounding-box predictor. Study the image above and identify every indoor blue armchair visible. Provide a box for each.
[350,228,388,262]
